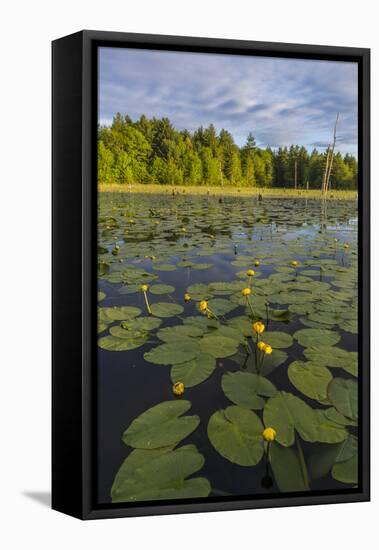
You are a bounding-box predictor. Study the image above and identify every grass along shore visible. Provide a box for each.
[98,183,357,200]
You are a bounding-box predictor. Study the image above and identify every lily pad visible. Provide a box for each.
[288,361,333,402]
[111,445,210,502]
[98,334,147,351]
[263,391,319,447]
[332,453,358,484]
[199,335,239,358]
[150,302,184,318]
[222,372,277,409]
[149,284,176,295]
[208,406,264,466]
[144,342,200,365]
[123,400,200,449]
[171,354,216,387]
[263,331,293,349]
[293,328,341,347]
[304,346,358,376]
[327,378,358,421]
[269,442,308,492]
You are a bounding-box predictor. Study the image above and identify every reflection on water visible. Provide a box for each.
[97,193,358,504]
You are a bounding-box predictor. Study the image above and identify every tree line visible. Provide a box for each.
[98,114,358,189]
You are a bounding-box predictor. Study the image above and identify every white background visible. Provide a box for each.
[0,0,376,548]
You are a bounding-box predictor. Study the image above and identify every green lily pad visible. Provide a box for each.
[157,325,204,342]
[149,284,176,295]
[144,342,200,365]
[98,291,106,302]
[304,346,358,376]
[208,406,264,466]
[222,372,277,409]
[171,354,216,387]
[327,378,358,421]
[111,445,210,503]
[332,453,358,484]
[269,442,308,492]
[98,334,147,351]
[199,335,239,358]
[288,361,333,402]
[150,302,184,318]
[99,306,142,321]
[294,328,341,347]
[123,400,200,449]
[263,331,293,349]
[263,391,319,447]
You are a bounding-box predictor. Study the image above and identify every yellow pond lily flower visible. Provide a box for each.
[263,344,273,355]
[262,427,277,442]
[184,293,191,302]
[242,287,251,296]
[253,321,265,335]
[173,382,185,396]
[199,300,208,312]
[257,341,266,351]
[140,284,149,292]
[254,260,260,267]
[290,260,299,267]
[247,269,255,277]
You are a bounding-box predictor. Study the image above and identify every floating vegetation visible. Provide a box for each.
[97,193,358,503]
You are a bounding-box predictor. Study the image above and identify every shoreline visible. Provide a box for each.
[98,183,357,200]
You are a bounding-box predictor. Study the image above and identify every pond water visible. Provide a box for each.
[97,193,358,505]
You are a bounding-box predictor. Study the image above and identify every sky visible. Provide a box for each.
[99,47,358,155]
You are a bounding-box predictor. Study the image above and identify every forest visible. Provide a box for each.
[98,114,358,189]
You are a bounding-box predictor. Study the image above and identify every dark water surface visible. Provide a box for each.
[97,193,358,504]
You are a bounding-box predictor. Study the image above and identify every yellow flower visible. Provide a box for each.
[199,300,208,312]
[263,344,273,355]
[254,260,260,267]
[181,227,186,233]
[262,427,276,442]
[257,341,266,351]
[343,243,350,249]
[247,269,255,277]
[184,293,191,302]
[242,287,251,296]
[173,382,185,396]
[290,260,299,267]
[140,284,149,292]
[253,321,265,334]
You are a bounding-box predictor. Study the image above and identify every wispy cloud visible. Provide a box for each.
[99,47,358,155]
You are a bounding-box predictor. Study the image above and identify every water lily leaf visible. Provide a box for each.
[259,349,288,376]
[304,346,358,376]
[123,400,200,449]
[150,302,184,318]
[171,354,216,387]
[263,331,293,349]
[314,410,348,443]
[288,361,333,402]
[199,335,239,358]
[327,378,358,421]
[324,407,357,426]
[98,291,106,302]
[98,334,147,351]
[332,453,358,484]
[228,316,253,337]
[207,298,238,316]
[293,328,341,347]
[186,283,213,300]
[99,306,142,321]
[149,284,176,295]
[157,325,204,342]
[111,445,210,502]
[269,442,308,492]
[222,372,277,409]
[309,435,358,480]
[263,392,319,447]
[144,342,200,365]
[153,264,177,271]
[208,406,264,466]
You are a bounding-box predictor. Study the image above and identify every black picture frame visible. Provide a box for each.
[52,30,370,520]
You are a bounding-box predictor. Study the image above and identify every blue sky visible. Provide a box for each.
[99,47,358,155]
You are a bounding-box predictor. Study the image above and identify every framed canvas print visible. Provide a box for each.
[52,30,370,520]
